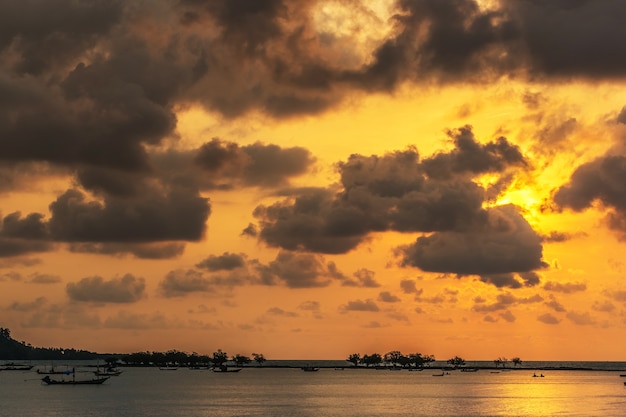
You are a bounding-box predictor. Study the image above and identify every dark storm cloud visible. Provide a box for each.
[0,0,123,74]
[0,212,52,257]
[48,188,210,243]
[398,205,547,283]
[422,126,527,180]
[67,242,186,260]
[159,269,214,298]
[193,139,316,188]
[66,274,146,303]
[500,0,626,79]
[253,127,544,284]
[553,155,626,239]
[254,129,522,253]
[255,251,334,288]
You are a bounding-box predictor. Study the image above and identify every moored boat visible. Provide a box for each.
[41,375,109,385]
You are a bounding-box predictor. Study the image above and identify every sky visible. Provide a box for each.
[1,0,626,361]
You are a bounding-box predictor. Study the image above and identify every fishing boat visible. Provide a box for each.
[37,364,72,375]
[94,368,123,376]
[41,375,109,385]
[212,367,242,373]
[301,365,319,372]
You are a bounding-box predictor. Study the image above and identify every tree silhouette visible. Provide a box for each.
[211,349,229,368]
[511,357,522,367]
[362,353,382,367]
[232,354,251,367]
[447,356,465,368]
[252,353,266,366]
[347,353,361,367]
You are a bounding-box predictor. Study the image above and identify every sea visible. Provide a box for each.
[2,360,626,417]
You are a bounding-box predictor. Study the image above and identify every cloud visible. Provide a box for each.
[19,302,101,329]
[341,268,380,288]
[339,299,380,313]
[553,155,626,239]
[159,269,214,298]
[400,279,419,294]
[472,292,543,312]
[102,310,174,329]
[67,242,186,259]
[66,274,146,303]
[254,251,336,288]
[7,296,47,312]
[297,301,320,311]
[537,313,560,325]
[27,273,61,284]
[499,310,516,322]
[153,140,316,192]
[566,311,596,326]
[266,307,299,317]
[592,300,615,313]
[378,292,401,303]
[399,205,547,286]
[0,212,52,257]
[254,127,545,284]
[0,271,22,282]
[545,295,566,312]
[543,281,587,293]
[196,252,246,271]
[48,188,210,243]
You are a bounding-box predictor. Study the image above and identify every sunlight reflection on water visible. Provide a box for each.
[2,366,626,417]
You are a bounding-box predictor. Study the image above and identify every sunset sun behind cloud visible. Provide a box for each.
[1,0,626,362]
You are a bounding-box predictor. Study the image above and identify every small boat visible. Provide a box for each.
[41,375,109,385]
[37,365,72,375]
[461,368,479,372]
[301,366,319,372]
[94,369,123,376]
[159,367,178,371]
[432,371,445,376]
[212,367,242,373]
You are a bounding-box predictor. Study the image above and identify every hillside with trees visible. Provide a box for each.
[0,327,103,360]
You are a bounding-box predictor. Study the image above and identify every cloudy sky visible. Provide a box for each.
[1,0,626,361]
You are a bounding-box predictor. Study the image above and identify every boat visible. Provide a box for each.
[461,368,479,372]
[37,367,73,375]
[212,367,242,373]
[159,367,178,370]
[301,366,319,372]
[37,363,74,375]
[41,375,109,385]
[432,371,445,376]
[94,369,123,376]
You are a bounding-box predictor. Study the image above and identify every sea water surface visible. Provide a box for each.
[2,361,626,417]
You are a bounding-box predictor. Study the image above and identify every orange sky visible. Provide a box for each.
[2,0,626,361]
